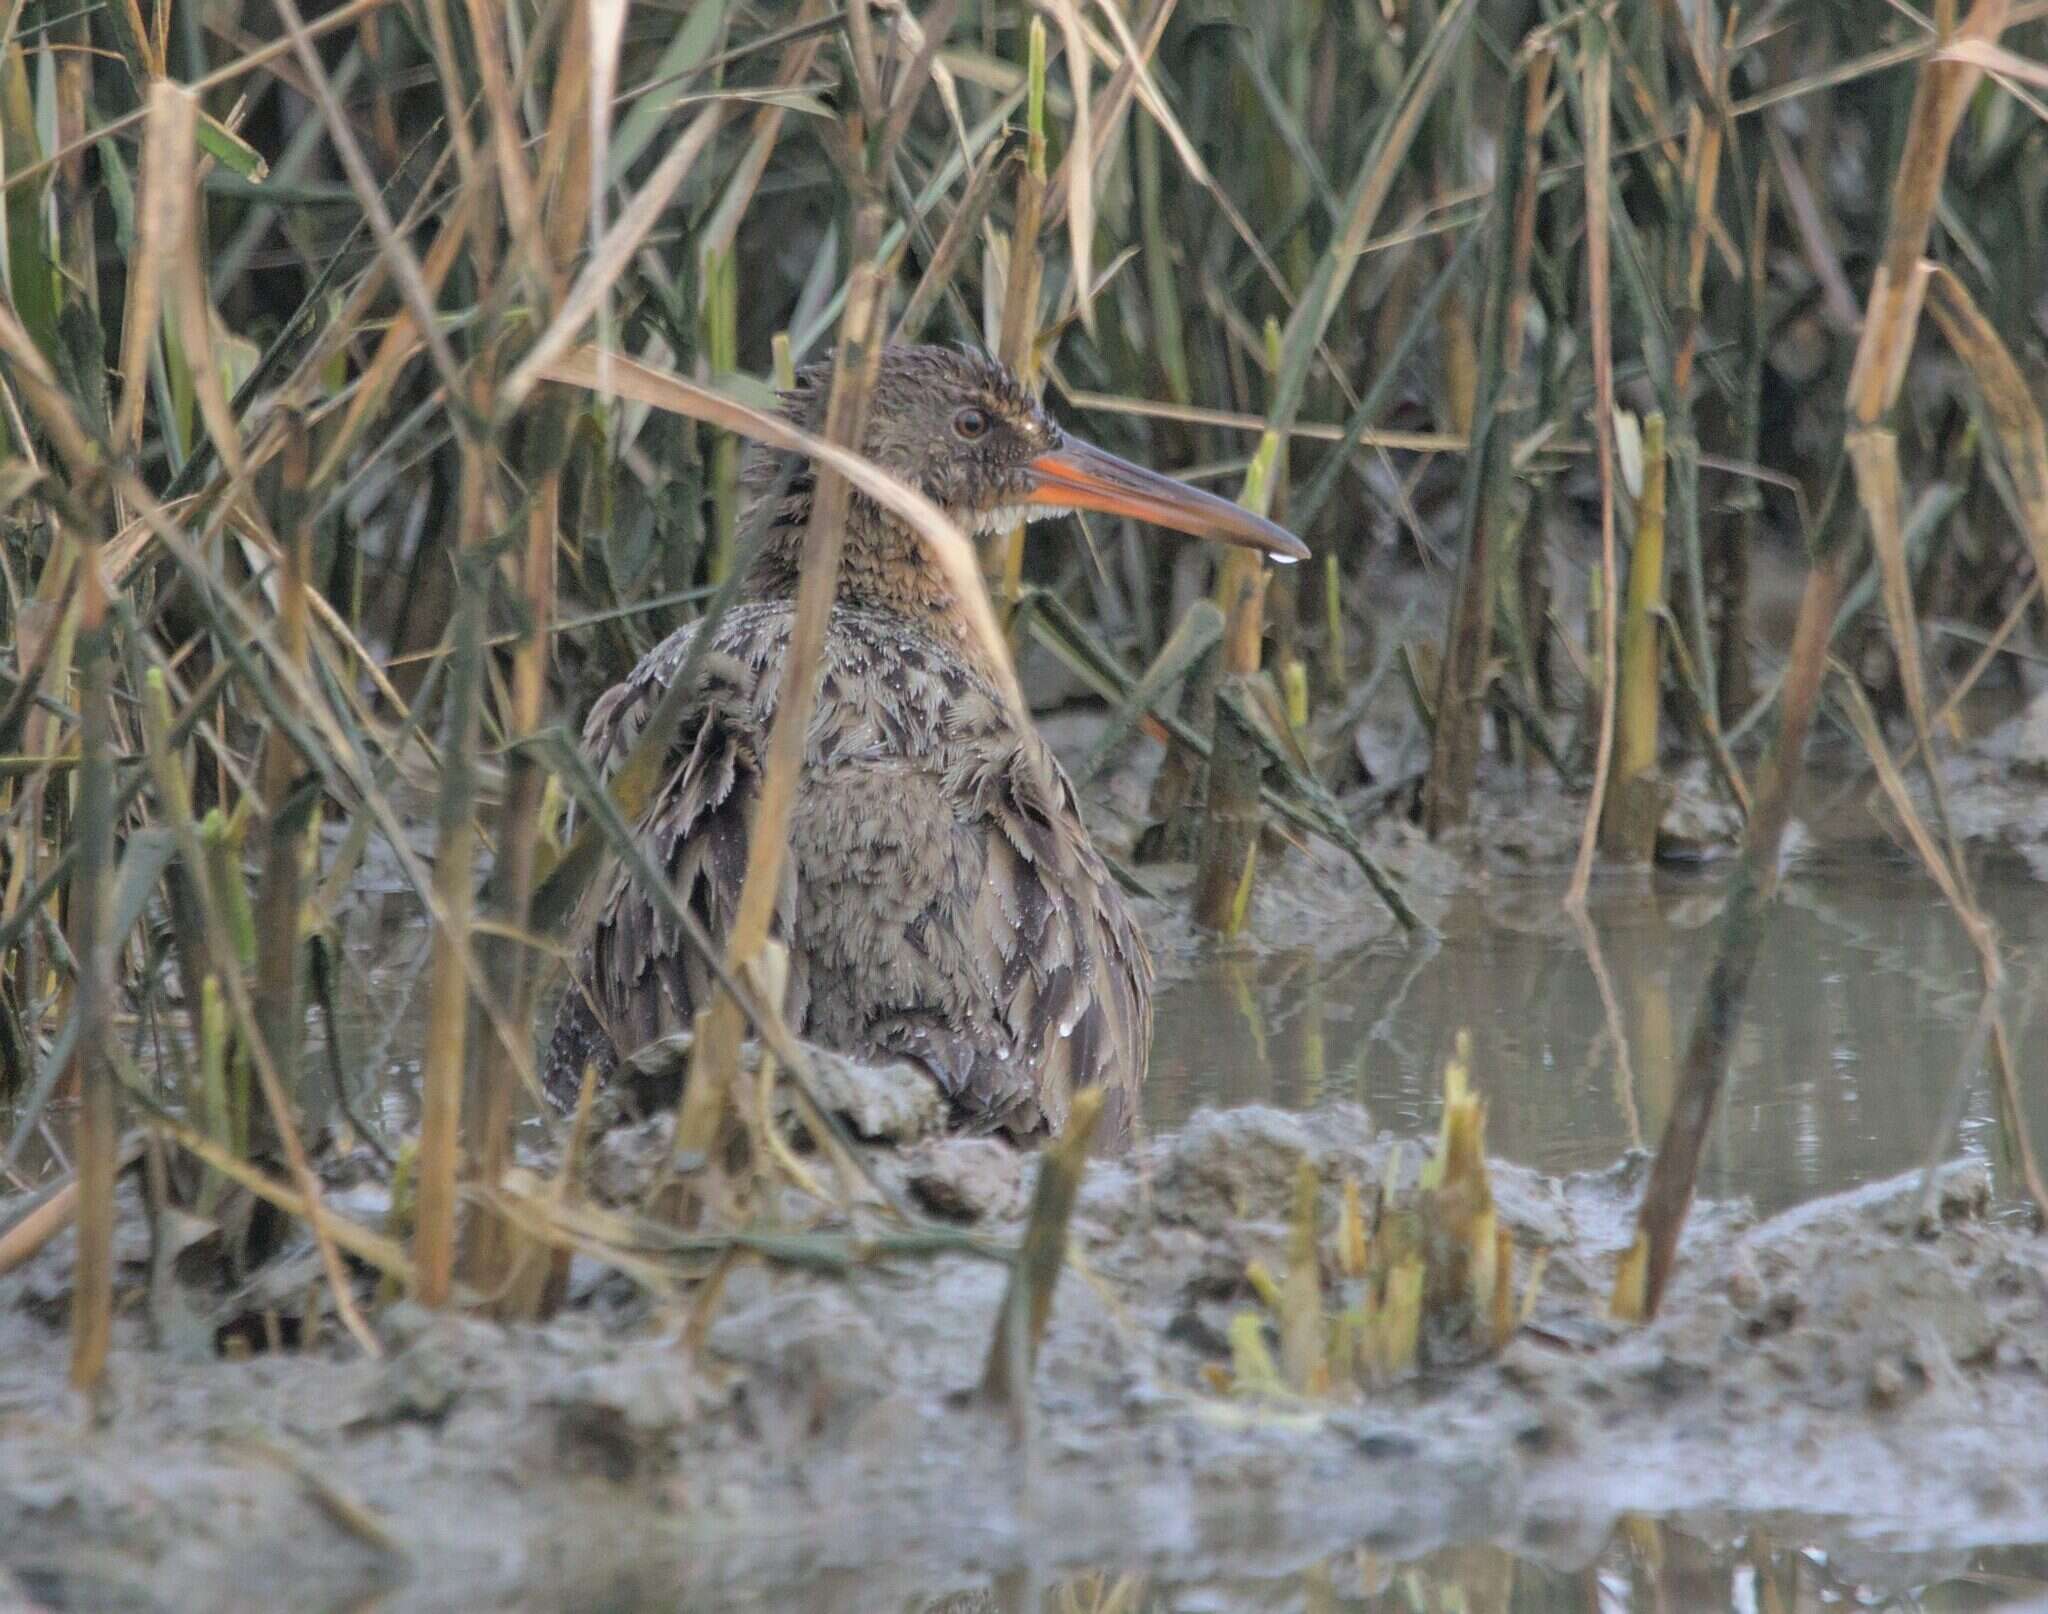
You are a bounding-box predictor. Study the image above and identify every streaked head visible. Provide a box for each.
[759,344,1309,563]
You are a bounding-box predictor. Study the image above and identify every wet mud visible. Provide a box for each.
[4,1088,2045,1612]
[9,704,2048,1611]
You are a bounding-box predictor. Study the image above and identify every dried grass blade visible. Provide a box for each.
[1837,672,1973,921]
[1935,37,2048,87]
[676,165,893,1174]
[145,1106,414,1284]
[1845,423,1968,869]
[1057,0,1174,202]
[894,133,1011,344]
[1622,0,2010,1319]
[701,5,827,266]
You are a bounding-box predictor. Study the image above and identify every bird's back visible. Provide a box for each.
[546,601,1153,1138]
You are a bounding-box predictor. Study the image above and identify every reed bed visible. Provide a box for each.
[0,0,2043,1386]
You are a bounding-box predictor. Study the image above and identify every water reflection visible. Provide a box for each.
[805,1524,2048,1612]
[1147,848,2048,1215]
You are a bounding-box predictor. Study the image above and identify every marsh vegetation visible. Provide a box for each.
[3,0,2048,1607]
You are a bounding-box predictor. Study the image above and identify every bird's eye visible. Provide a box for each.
[952,406,990,441]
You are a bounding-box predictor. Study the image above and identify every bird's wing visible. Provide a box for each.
[547,618,797,1098]
[956,739,1153,1140]
[581,621,699,784]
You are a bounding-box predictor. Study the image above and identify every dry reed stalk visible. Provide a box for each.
[1847,422,1971,879]
[536,0,597,275]
[1600,411,1669,861]
[1666,6,1732,724]
[269,0,464,396]
[468,469,562,1305]
[1038,0,1094,334]
[111,471,539,1112]
[1192,325,1284,933]
[992,18,1047,615]
[414,430,489,1308]
[677,15,961,1190]
[499,99,729,416]
[111,69,179,459]
[67,541,115,1394]
[1423,37,1549,837]
[1610,557,1859,1320]
[136,673,383,1354]
[1566,6,1620,907]
[251,414,312,1127]
[673,201,890,1182]
[1923,267,2048,601]
[1838,677,2048,1218]
[1,1149,140,1278]
[982,1086,1106,1417]
[1616,0,2010,1319]
[1826,13,2036,1213]
[459,0,544,283]
[159,86,246,488]
[468,0,614,1297]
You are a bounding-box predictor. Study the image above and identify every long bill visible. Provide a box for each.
[1022,436,1310,563]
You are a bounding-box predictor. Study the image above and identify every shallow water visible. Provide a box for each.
[13,830,2048,1612]
[1148,844,2048,1217]
[796,1533,2048,1613]
[321,831,2048,1220]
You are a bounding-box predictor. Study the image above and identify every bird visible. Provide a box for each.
[544,344,1307,1141]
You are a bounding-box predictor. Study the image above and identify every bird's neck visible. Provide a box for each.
[743,498,1004,679]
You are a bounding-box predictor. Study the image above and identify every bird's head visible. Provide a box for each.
[754,344,1309,564]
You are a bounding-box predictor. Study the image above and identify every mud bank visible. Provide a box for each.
[4,1093,2045,1612]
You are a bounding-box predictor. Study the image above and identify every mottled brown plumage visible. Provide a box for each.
[545,345,1305,1139]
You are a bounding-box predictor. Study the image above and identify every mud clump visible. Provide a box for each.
[3,1106,2047,1612]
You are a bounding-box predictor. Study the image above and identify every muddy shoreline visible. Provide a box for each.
[5,1090,2045,1612]
[11,719,2048,1611]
